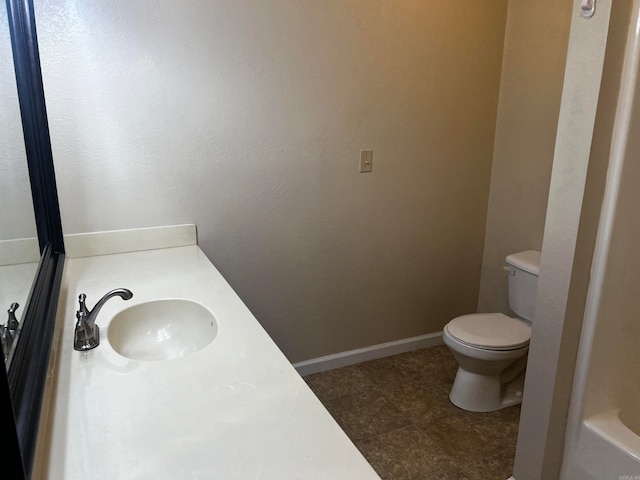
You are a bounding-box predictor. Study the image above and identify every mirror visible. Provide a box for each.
[1,0,65,478]
[0,3,40,366]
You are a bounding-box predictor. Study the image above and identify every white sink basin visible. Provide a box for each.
[107,299,217,361]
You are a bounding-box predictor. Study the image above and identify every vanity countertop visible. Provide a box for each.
[38,245,380,479]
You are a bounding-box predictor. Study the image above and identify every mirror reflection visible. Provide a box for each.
[0,5,40,367]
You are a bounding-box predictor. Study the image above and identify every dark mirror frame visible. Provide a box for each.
[1,0,64,478]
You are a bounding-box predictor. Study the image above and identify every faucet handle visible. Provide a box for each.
[7,302,19,331]
[2,303,20,362]
[78,293,90,316]
[74,309,86,337]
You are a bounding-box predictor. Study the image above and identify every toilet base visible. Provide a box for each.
[449,366,525,412]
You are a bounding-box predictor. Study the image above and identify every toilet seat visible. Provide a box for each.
[446,313,531,351]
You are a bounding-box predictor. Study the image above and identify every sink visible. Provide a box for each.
[107,299,217,361]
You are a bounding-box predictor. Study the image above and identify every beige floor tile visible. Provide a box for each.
[376,379,461,423]
[421,409,518,461]
[461,449,516,480]
[355,425,460,480]
[303,363,376,402]
[327,387,412,441]
[305,346,520,480]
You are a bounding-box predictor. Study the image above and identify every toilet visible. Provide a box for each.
[443,250,540,412]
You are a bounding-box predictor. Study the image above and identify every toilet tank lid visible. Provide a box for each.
[505,250,541,275]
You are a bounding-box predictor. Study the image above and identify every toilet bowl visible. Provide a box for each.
[443,250,540,412]
[443,313,530,412]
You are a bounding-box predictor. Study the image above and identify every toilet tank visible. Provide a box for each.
[505,250,541,322]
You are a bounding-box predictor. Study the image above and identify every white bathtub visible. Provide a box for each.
[566,411,640,478]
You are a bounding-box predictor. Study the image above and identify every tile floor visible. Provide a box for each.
[303,345,521,480]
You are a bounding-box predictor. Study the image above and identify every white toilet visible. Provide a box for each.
[443,250,540,412]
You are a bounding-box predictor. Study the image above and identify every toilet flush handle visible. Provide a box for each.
[503,265,515,276]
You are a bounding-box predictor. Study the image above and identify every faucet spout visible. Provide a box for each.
[82,289,133,329]
[74,288,133,351]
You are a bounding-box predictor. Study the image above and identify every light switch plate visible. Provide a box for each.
[360,149,373,173]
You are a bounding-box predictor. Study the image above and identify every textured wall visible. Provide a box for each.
[34,0,507,362]
[477,0,572,315]
[0,8,36,242]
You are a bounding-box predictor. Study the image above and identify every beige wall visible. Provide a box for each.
[0,8,36,241]
[477,0,572,315]
[35,1,508,362]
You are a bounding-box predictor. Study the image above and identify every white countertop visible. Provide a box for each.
[39,245,380,479]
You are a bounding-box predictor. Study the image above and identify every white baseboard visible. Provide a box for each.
[0,237,40,266]
[64,224,197,258]
[294,331,444,376]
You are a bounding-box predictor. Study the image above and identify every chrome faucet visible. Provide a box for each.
[74,289,133,351]
[1,303,20,362]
